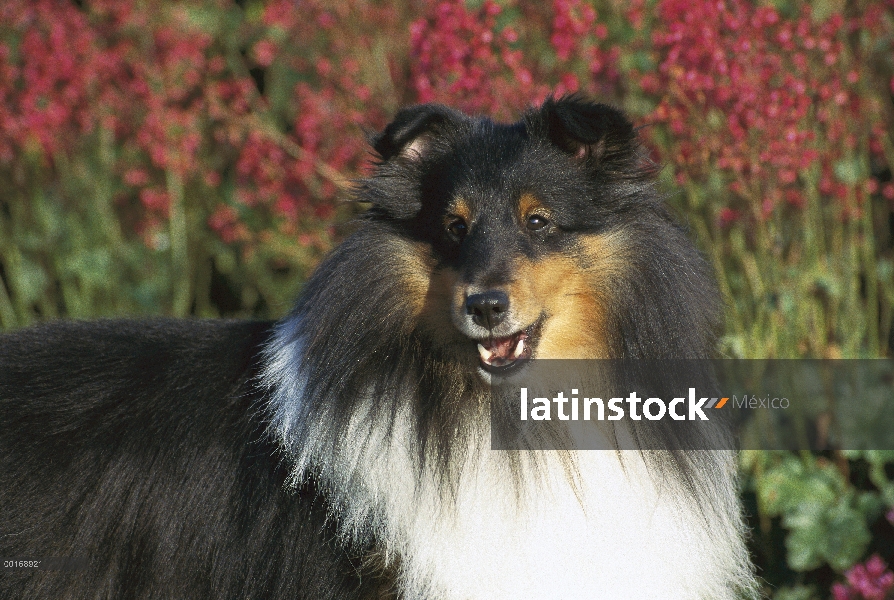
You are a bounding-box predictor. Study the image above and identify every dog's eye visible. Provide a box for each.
[446,218,468,241]
[526,215,548,231]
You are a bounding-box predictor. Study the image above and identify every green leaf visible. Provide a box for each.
[183,7,223,36]
[786,520,826,571]
[877,260,893,284]
[855,491,884,522]
[833,157,864,185]
[824,502,871,571]
[758,456,840,517]
[62,248,112,286]
[864,450,894,464]
[811,0,837,22]
[772,585,817,600]
[13,257,49,305]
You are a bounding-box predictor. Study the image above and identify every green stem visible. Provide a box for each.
[861,181,879,357]
[167,170,190,317]
[0,271,17,329]
[95,126,124,248]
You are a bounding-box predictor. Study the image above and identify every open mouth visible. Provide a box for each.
[475,320,541,375]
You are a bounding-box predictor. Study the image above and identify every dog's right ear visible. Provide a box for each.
[371,104,467,162]
[361,104,467,219]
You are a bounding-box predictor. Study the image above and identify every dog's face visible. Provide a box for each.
[360,97,652,379]
[419,185,628,375]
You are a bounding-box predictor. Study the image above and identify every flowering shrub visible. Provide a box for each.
[409,0,624,116]
[409,0,541,117]
[832,555,894,600]
[0,0,405,319]
[632,0,894,360]
[1,2,894,596]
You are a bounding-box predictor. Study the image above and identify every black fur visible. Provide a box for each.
[0,321,386,599]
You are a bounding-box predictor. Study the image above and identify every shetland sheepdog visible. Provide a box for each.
[0,96,756,599]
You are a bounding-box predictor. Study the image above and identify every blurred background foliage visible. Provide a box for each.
[1,0,893,597]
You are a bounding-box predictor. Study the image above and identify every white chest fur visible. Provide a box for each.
[339,424,747,600]
[264,336,754,600]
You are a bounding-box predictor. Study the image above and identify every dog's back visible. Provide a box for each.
[0,320,384,600]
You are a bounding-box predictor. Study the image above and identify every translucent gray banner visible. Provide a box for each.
[489,359,894,451]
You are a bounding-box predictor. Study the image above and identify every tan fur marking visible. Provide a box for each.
[501,230,631,359]
[517,193,550,223]
[446,198,472,225]
[417,266,475,352]
[504,256,609,359]
[418,266,460,328]
[389,237,470,351]
[390,238,436,320]
[399,228,630,359]
[576,229,631,276]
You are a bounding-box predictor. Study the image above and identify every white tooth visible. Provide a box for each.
[477,343,494,363]
[513,338,526,359]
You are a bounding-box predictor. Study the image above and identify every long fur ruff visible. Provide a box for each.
[265,330,756,600]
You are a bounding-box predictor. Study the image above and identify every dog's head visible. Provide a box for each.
[291,96,717,389]
[358,95,685,378]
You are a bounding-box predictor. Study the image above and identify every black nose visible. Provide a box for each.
[466,291,509,330]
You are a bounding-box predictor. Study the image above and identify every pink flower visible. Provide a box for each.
[253,39,277,68]
[833,555,894,600]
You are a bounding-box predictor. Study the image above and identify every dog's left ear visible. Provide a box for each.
[529,95,638,167]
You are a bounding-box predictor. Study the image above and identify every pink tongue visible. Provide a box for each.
[484,333,522,359]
